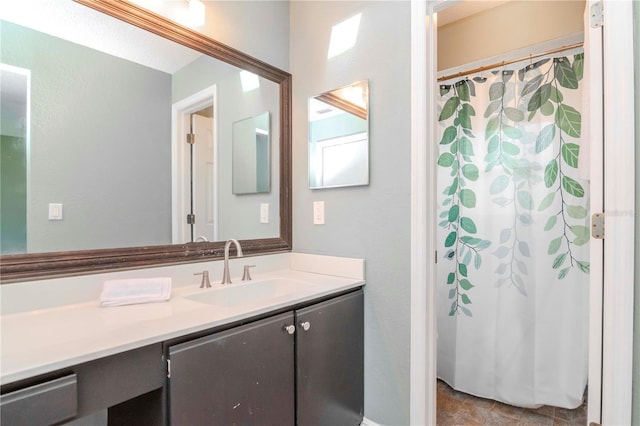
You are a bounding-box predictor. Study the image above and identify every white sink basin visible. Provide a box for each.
[184,278,314,307]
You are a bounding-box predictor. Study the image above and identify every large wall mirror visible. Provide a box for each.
[0,0,291,282]
[308,80,369,189]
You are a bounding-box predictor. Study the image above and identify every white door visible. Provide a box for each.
[584,6,604,423]
[192,113,214,242]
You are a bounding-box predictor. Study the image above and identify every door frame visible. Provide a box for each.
[171,85,218,244]
[409,1,636,424]
[599,1,635,424]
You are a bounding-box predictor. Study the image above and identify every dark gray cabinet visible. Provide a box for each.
[296,290,364,426]
[0,375,78,426]
[167,289,364,426]
[168,312,296,425]
[0,344,165,426]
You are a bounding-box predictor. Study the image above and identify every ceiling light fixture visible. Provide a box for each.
[187,0,205,27]
[130,0,164,10]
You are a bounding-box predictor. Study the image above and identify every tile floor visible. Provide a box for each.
[436,380,588,425]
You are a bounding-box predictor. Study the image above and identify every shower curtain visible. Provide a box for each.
[436,52,589,409]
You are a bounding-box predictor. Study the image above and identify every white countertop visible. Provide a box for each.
[0,268,364,385]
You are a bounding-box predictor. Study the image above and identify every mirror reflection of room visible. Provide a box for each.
[308,80,369,189]
[232,112,271,195]
[0,2,281,254]
[0,64,29,254]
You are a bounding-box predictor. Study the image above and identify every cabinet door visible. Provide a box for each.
[296,290,364,426]
[168,312,295,425]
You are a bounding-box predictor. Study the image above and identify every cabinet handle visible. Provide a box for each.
[284,324,296,335]
[300,321,311,331]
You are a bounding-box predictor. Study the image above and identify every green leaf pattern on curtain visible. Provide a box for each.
[438,79,492,317]
[437,54,589,316]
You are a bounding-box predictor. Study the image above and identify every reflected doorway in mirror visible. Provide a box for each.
[172,85,218,244]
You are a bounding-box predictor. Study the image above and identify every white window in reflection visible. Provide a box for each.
[327,13,362,59]
[240,70,260,92]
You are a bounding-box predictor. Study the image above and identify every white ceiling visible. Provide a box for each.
[0,0,202,74]
[437,0,512,27]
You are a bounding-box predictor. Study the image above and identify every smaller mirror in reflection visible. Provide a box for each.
[308,80,369,189]
[232,111,271,194]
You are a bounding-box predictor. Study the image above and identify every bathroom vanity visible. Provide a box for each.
[168,290,363,425]
[0,265,364,426]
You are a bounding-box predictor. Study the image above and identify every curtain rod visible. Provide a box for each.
[437,42,584,83]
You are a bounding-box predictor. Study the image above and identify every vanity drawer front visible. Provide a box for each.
[0,374,77,426]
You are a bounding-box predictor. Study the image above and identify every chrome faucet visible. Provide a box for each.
[194,270,211,288]
[221,239,243,284]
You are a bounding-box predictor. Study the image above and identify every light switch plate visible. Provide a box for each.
[260,203,269,223]
[313,201,325,225]
[48,203,63,220]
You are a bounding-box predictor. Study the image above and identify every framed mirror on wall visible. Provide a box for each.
[308,80,369,189]
[0,0,292,282]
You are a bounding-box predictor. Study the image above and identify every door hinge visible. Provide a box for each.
[167,359,171,379]
[187,214,195,225]
[591,212,604,239]
[590,1,603,28]
[186,133,195,144]
[434,250,437,264]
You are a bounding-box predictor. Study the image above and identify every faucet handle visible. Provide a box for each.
[242,265,256,281]
[194,271,211,288]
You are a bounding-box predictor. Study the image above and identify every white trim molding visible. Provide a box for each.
[601,1,635,424]
[409,0,433,425]
[586,1,604,423]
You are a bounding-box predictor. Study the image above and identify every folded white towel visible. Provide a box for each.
[100,277,172,307]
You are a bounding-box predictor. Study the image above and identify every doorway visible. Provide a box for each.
[409,1,635,425]
[171,85,218,244]
[434,1,591,423]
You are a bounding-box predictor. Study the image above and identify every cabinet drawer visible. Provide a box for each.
[0,374,77,426]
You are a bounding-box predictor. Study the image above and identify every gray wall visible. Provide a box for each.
[172,55,280,241]
[633,1,640,423]
[1,21,172,253]
[290,2,412,424]
[197,1,290,71]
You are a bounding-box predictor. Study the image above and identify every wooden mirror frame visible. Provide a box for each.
[0,0,292,283]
